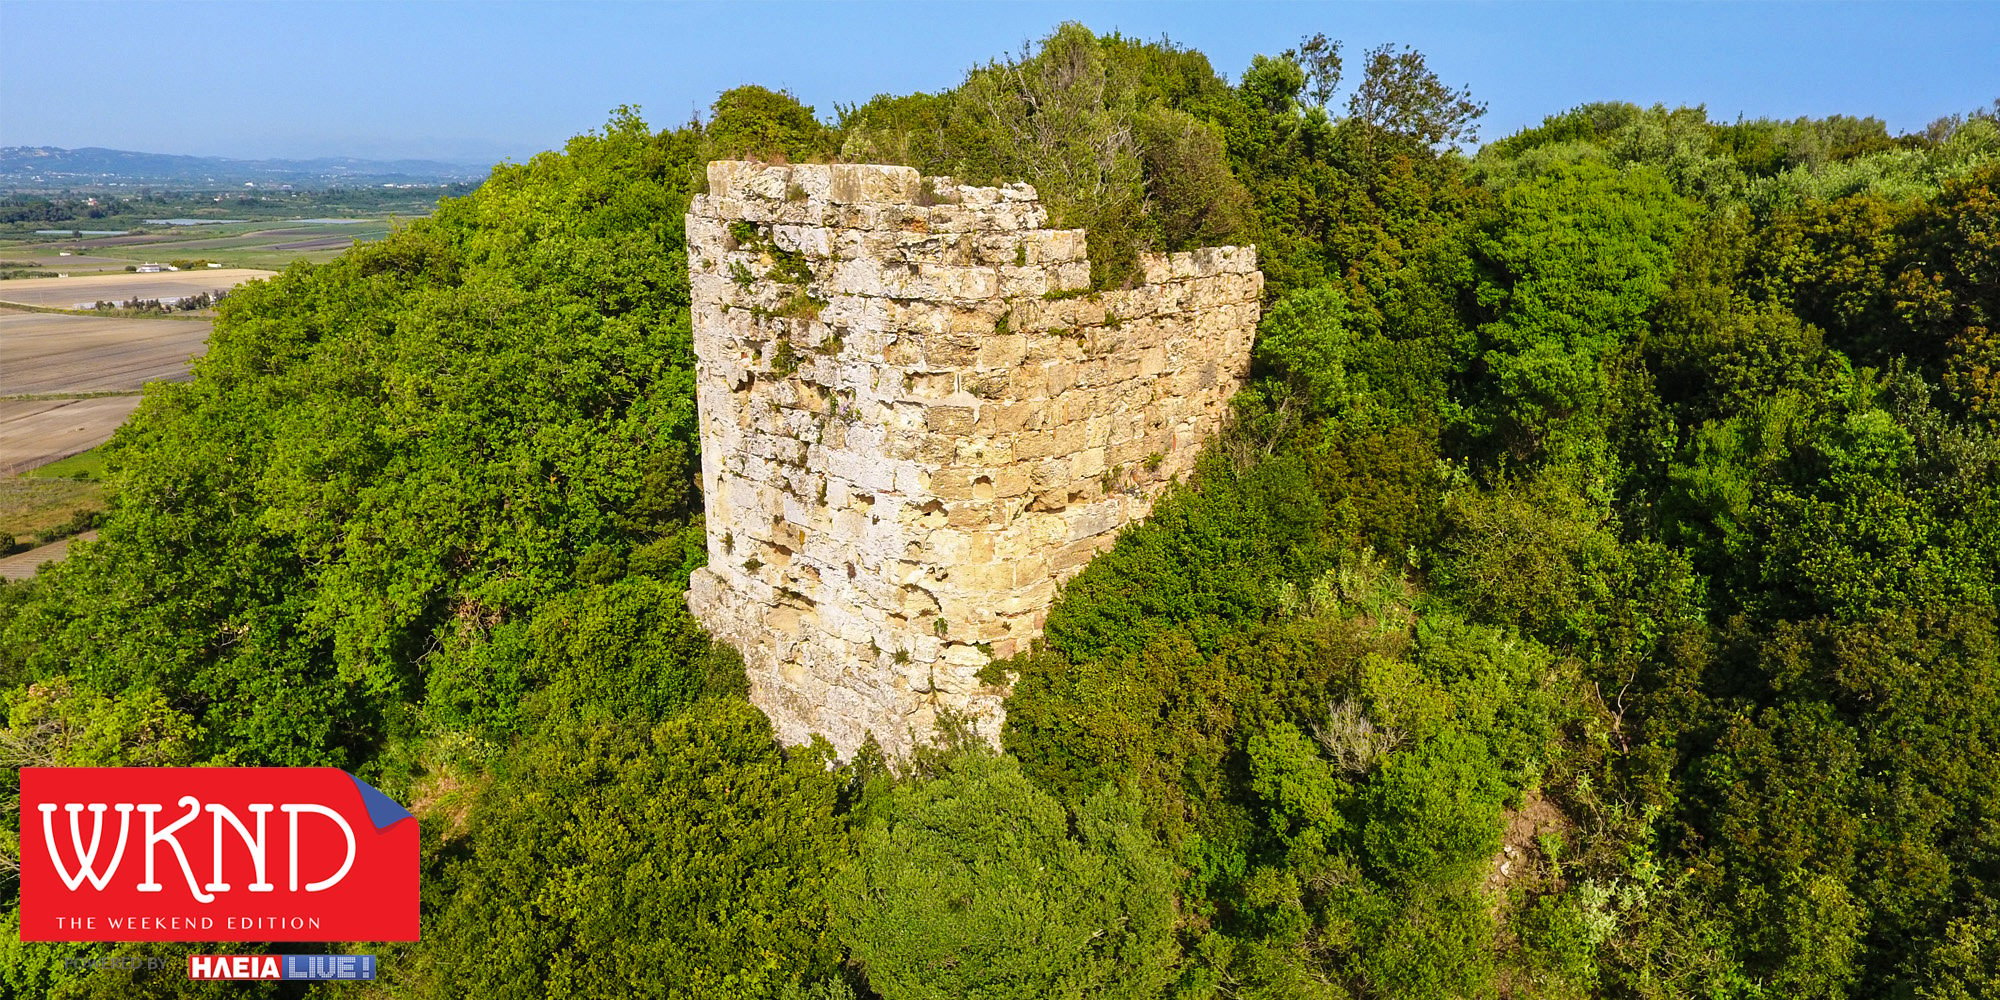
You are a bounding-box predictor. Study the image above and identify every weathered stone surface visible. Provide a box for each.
[686,160,1262,758]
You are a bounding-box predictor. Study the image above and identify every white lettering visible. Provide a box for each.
[39,803,135,891]
[283,803,355,892]
[136,797,215,903]
[204,803,275,893]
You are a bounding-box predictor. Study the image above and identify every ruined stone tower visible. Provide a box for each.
[685,161,1261,756]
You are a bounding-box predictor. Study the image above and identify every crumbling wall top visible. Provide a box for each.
[705,160,1040,207]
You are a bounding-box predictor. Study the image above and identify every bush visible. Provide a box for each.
[1360,732,1507,887]
[408,700,847,1000]
[835,752,1179,1000]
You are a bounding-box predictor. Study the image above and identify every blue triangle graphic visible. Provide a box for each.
[347,773,414,831]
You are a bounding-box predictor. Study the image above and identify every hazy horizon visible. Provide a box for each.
[1,143,501,169]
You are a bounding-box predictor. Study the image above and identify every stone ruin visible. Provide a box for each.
[685,160,1262,757]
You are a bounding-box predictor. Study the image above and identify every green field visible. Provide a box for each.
[26,445,109,480]
[1,470,103,544]
[0,217,403,271]
[1,405,115,545]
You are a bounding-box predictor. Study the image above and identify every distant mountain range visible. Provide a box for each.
[0,146,491,189]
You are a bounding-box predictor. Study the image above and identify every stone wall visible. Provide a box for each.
[685,160,1261,757]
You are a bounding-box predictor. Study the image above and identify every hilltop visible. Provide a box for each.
[1,23,1995,1000]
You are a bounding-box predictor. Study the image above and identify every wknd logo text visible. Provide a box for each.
[40,799,358,897]
[18,768,419,942]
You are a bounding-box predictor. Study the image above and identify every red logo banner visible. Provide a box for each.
[18,768,419,942]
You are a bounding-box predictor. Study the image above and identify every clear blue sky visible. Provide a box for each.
[2,1,1995,165]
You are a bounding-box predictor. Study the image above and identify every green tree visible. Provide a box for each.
[839,23,1255,286]
[408,700,847,1000]
[834,753,1178,1000]
[1347,44,1486,151]
[706,86,837,162]
[1467,158,1693,459]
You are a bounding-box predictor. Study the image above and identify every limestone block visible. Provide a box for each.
[1040,230,1088,263]
[924,336,978,368]
[945,499,1004,529]
[772,224,834,259]
[988,465,1033,499]
[1052,261,1092,290]
[826,164,922,205]
[970,234,1018,265]
[709,161,784,201]
[975,402,1038,436]
[923,405,977,435]
[926,264,999,300]
[929,469,979,502]
[1071,298,1108,328]
[995,266,1051,297]
[954,436,1015,466]
[1007,365,1049,400]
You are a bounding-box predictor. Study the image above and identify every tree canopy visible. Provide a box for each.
[2,22,1996,1000]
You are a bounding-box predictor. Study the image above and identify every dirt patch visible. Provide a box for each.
[0,530,95,581]
[0,397,144,475]
[0,311,211,395]
[1485,787,1574,899]
[407,768,483,841]
[0,268,271,308]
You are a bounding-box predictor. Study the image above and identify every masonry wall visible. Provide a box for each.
[685,160,1261,757]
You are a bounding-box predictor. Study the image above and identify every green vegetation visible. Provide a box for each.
[22,447,108,481]
[0,186,434,273]
[841,23,1259,286]
[2,22,1997,1000]
[836,751,1178,1000]
[1,449,111,553]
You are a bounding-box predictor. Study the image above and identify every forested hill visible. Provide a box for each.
[3,23,1998,1000]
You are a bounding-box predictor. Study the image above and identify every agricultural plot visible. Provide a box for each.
[0,218,380,571]
[0,531,97,582]
[0,397,144,475]
[0,268,271,308]
[0,308,213,473]
[0,252,132,274]
[1,218,396,271]
[0,468,101,540]
[0,311,212,394]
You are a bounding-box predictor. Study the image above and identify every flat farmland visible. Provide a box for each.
[1,252,132,274]
[0,311,211,394]
[0,307,214,474]
[0,216,373,571]
[1,217,397,271]
[0,397,145,475]
[0,268,271,308]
